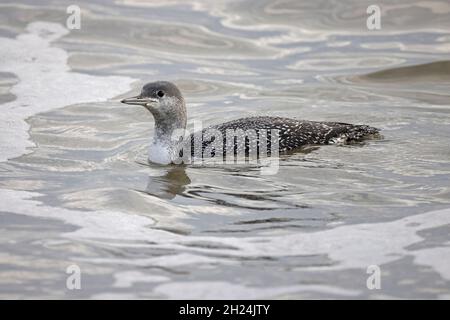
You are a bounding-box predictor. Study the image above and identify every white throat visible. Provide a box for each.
[148,140,175,165]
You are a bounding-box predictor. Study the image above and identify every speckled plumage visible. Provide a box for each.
[122,81,380,164]
[185,116,379,158]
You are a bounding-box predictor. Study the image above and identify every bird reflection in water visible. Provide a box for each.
[143,166,191,200]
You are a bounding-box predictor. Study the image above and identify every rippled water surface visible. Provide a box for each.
[1,0,450,299]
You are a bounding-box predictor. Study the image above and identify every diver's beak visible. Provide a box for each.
[121,96,158,106]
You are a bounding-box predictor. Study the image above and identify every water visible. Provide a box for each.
[1,0,450,299]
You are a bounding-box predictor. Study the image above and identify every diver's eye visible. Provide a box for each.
[157,90,165,98]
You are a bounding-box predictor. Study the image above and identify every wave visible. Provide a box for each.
[0,22,135,162]
[1,187,449,298]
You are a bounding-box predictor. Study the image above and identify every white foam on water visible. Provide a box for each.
[84,253,237,268]
[113,271,170,288]
[153,281,360,299]
[1,188,449,298]
[0,21,135,162]
[412,245,450,282]
[0,188,156,241]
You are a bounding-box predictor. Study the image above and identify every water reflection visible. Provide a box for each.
[143,166,191,199]
[1,0,450,299]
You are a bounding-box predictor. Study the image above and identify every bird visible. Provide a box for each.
[121,81,380,165]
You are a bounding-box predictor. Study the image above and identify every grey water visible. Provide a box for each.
[0,0,450,299]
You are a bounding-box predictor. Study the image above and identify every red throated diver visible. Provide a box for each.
[121,81,380,164]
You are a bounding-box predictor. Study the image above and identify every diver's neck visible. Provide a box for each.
[149,117,186,164]
[153,120,186,146]
[148,100,187,164]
